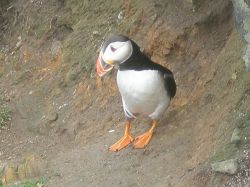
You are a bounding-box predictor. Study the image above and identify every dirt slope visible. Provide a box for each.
[0,0,250,186]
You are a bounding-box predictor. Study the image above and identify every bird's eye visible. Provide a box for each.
[110,46,116,52]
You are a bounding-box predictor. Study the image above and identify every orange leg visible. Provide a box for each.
[109,121,134,152]
[133,120,157,149]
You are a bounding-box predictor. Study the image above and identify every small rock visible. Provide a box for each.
[47,112,58,122]
[41,112,59,130]
[118,11,123,20]
[235,117,246,129]
[92,30,100,36]
[15,40,22,49]
[163,48,171,56]
[231,128,241,144]
[211,159,238,175]
[231,72,237,80]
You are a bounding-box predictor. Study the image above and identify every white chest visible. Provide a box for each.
[117,70,170,118]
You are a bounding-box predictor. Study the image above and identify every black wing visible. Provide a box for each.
[163,72,176,98]
[148,61,176,99]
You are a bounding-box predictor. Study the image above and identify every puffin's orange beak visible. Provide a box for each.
[96,54,113,77]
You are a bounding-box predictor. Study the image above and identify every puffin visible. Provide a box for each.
[96,34,176,152]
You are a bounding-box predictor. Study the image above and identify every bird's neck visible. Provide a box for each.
[119,51,152,71]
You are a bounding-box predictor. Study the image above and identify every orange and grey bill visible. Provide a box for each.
[96,54,113,77]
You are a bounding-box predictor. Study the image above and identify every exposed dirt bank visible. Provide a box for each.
[0,0,249,186]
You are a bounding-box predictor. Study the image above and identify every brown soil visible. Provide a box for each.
[0,0,250,186]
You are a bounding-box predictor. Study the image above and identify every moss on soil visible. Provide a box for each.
[0,95,10,128]
[211,31,250,162]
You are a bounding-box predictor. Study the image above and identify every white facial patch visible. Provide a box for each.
[102,41,133,64]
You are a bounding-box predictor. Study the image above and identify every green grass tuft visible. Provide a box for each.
[8,177,47,187]
[0,96,11,128]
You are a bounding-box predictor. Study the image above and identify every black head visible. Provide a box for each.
[96,34,140,77]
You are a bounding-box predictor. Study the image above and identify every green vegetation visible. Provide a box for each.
[0,96,10,128]
[8,177,47,187]
[0,95,11,128]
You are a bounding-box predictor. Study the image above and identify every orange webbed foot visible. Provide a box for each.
[133,131,153,149]
[133,120,157,149]
[109,133,134,152]
[109,121,133,152]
